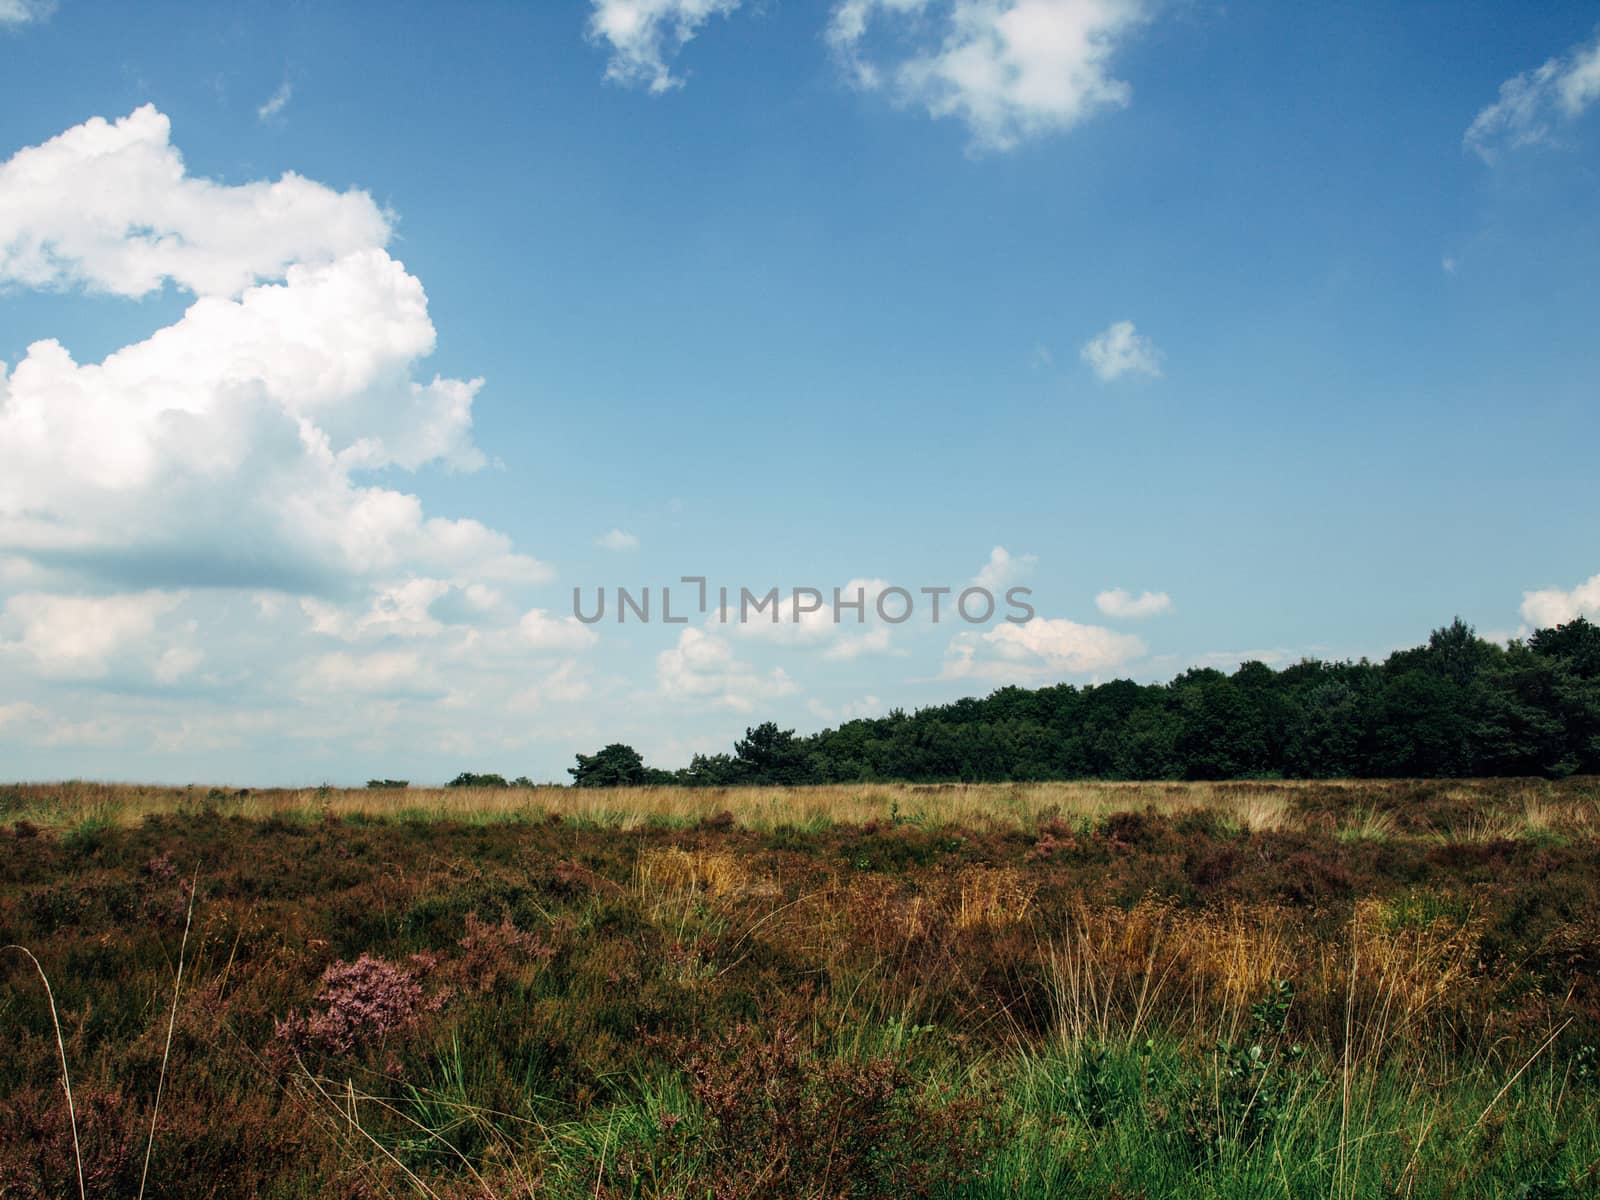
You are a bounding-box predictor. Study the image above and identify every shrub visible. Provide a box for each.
[275,953,447,1056]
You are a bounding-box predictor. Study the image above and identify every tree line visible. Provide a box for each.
[559,618,1600,786]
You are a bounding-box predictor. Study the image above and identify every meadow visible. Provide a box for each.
[4,777,1600,1198]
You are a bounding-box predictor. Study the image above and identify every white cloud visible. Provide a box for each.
[942,615,1144,681]
[1080,319,1162,381]
[508,659,594,711]
[734,578,892,642]
[2,591,183,679]
[0,0,54,27]
[730,577,905,662]
[828,0,1150,152]
[0,108,546,598]
[657,626,798,712]
[974,545,1036,592]
[0,109,600,767]
[731,554,1027,662]
[519,608,602,652]
[595,528,640,551]
[823,626,893,661]
[1094,587,1172,619]
[1465,31,1600,161]
[257,81,293,122]
[587,0,743,93]
[1521,573,1600,629]
[0,106,388,298]
[153,645,205,684]
[301,579,455,641]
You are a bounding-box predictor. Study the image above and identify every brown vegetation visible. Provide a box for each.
[2,778,1599,1196]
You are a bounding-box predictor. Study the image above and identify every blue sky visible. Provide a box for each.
[2,0,1598,784]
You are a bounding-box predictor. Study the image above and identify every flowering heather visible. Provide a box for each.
[275,953,447,1056]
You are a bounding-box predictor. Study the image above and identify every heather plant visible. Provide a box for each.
[276,953,449,1057]
[451,910,555,993]
[650,1021,994,1199]
[0,1085,138,1200]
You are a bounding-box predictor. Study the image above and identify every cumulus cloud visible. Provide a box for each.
[0,0,54,27]
[943,615,1143,681]
[828,0,1149,151]
[657,626,798,711]
[1521,573,1600,629]
[1095,587,1172,619]
[519,608,602,652]
[508,659,595,711]
[301,579,463,641]
[587,0,743,93]
[1465,31,1600,161]
[734,578,887,635]
[1,591,185,679]
[733,552,1029,662]
[973,545,1036,592]
[1080,319,1162,381]
[0,107,589,771]
[257,81,293,122]
[0,106,388,297]
[595,529,640,551]
[732,578,901,661]
[0,107,545,598]
[824,626,893,661]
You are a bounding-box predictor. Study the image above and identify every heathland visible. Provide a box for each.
[4,777,1600,1198]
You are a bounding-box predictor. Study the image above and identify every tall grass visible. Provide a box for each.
[7,775,1599,834]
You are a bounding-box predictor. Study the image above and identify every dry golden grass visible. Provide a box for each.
[950,866,1036,930]
[1041,893,1482,1057]
[6,775,1599,840]
[1045,898,1300,1048]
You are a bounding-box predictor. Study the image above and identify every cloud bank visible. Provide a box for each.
[0,106,539,597]
[0,108,595,766]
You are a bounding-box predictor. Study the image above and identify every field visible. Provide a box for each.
[4,777,1600,1198]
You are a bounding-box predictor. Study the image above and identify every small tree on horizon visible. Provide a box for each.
[569,743,651,787]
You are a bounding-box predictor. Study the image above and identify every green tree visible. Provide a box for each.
[568,743,651,788]
[733,722,812,785]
